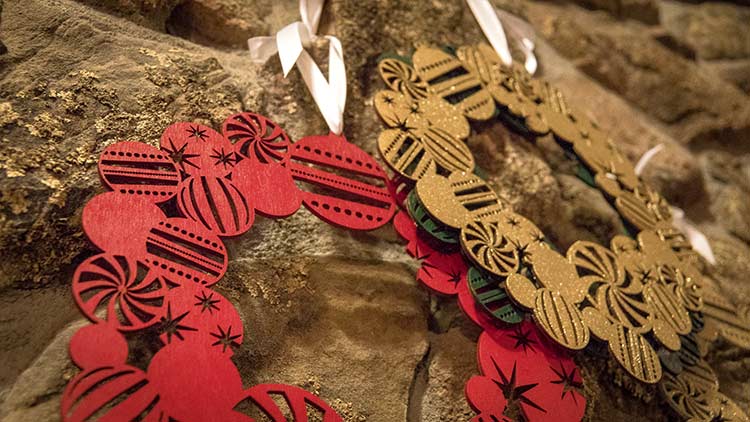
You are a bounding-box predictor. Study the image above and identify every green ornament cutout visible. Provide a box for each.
[467,266,523,324]
[406,190,459,244]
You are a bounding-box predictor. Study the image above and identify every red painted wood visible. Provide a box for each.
[144,217,228,287]
[235,384,344,422]
[223,112,291,164]
[394,211,465,295]
[82,191,165,259]
[466,328,586,422]
[61,364,157,422]
[387,174,414,210]
[232,158,302,218]
[158,283,244,355]
[72,253,168,331]
[98,141,180,202]
[458,279,501,332]
[177,174,254,237]
[161,122,237,177]
[147,340,246,422]
[69,323,128,370]
[67,116,366,422]
[465,375,510,422]
[289,133,396,230]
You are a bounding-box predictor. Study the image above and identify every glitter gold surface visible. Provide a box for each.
[374,42,749,409]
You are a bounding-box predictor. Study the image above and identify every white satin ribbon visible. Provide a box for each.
[466,0,537,75]
[635,144,716,264]
[247,0,346,135]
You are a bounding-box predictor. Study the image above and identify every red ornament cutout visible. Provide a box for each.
[458,278,502,333]
[61,364,158,422]
[232,158,302,218]
[393,209,420,255]
[98,141,180,201]
[72,253,168,331]
[223,112,291,163]
[289,133,396,230]
[144,217,228,286]
[393,210,465,295]
[465,375,510,422]
[69,323,128,370]
[466,329,586,422]
[177,174,254,236]
[233,384,344,422]
[161,122,237,177]
[387,174,414,210]
[417,248,468,295]
[158,283,244,355]
[82,191,165,258]
[147,340,246,422]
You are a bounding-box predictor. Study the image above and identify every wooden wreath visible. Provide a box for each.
[373,44,750,422]
[64,112,398,421]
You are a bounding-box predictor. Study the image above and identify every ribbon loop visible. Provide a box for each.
[247,0,346,135]
[636,144,716,265]
[466,0,538,75]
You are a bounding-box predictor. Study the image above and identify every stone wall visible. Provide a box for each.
[0,0,748,420]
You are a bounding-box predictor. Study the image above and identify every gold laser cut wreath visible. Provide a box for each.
[373,42,750,421]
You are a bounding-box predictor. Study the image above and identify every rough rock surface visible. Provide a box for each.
[660,1,750,61]
[0,0,749,421]
[525,2,750,147]
[574,0,660,24]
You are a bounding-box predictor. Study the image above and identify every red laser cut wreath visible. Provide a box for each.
[64,111,402,421]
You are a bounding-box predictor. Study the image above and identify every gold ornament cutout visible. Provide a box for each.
[412,45,497,121]
[457,44,550,134]
[614,184,673,232]
[375,90,473,181]
[506,246,591,351]
[616,231,701,328]
[700,279,750,350]
[415,171,504,230]
[660,357,749,421]
[565,240,667,382]
[461,218,520,277]
[660,370,714,421]
[378,58,429,99]
[574,133,639,196]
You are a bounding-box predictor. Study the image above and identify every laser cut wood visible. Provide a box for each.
[177,174,254,237]
[223,112,291,163]
[82,191,165,259]
[161,122,237,177]
[144,217,228,287]
[98,141,180,201]
[232,158,302,218]
[289,133,396,230]
[67,113,372,422]
[466,328,586,422]
[72,254,168,331]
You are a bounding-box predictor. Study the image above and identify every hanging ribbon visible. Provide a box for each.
[247,0,346,135]
[636,144,716,265]
[465,0,537,75]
